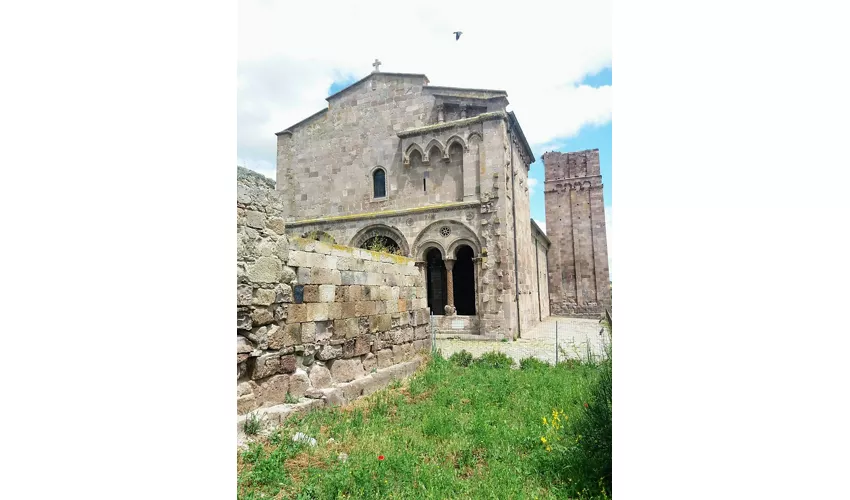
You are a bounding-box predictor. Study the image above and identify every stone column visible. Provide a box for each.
[437,104,445,123]
[460,104,468,119]
[473,256,481,318]
[462,138,479,201]
[444,258,456,314]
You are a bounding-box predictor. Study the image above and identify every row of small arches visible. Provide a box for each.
[403,132,482,166]
[554,181,594,191]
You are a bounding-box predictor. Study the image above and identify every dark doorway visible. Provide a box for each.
[453,245,476,315]
[426,248,447,315]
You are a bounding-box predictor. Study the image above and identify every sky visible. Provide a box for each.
[237,0,612,278]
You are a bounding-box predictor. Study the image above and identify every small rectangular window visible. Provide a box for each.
[423,178,426,191]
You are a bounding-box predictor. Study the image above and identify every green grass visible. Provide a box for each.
[238,351,611,499]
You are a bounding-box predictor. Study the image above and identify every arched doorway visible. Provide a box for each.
[453,245,476,315]
[425,248,447,315]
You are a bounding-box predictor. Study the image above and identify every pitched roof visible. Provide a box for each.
[325,72,429,101]
[276,72,430,135]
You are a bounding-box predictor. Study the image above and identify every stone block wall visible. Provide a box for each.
[509,129,549,334]
[473,118,518,338]
[237,168,431,415]
[530,222,551,322]
[542,149,611,317]
[276,74,437,220]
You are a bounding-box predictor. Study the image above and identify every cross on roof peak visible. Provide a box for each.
[372,58,381,73]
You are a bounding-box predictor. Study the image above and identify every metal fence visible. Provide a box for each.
[430,312,611,367]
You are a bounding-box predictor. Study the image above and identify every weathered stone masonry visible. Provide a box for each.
[237,168,431,415]
[542,149,611,317]
[274,71,552,339]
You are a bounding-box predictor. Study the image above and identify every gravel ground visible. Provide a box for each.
[434,316,609,366]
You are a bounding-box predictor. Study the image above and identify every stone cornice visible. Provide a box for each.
[423,85,507,96]
[507,111,535,167]
[286,200,481,227]
[397,111,508,138]
[530,218,551,246]
[543,175,604,193]
[544,174,603,184]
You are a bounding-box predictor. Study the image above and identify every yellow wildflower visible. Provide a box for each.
[546,445,552,452]
[542,417,547,425]
[541,436,547,444]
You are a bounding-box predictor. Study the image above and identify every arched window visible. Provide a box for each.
[373,168,386,198]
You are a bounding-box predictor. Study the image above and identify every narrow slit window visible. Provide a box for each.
[423,178,426,191]
[373,168,386,198]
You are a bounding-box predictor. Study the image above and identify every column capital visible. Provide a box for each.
[443,258,456,271]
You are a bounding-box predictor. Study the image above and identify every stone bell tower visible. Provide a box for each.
[542,149,610,317]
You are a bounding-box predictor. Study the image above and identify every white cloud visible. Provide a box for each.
[527,177,539,197]
[238,0,611,171]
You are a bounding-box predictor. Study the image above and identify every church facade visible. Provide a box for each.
[274,69,604,338]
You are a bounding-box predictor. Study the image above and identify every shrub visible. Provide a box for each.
[473,350,514,369]
[448,350,473,367]
[540,318,612,497]
[567,356,611,496]
[301,230,335,243]
[243,412,262,436]
[362,236,405,255]
[519,356,551,370]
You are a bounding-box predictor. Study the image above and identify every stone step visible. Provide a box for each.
[237,357,424,442]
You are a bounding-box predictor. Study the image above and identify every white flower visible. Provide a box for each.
[292,432,317,447]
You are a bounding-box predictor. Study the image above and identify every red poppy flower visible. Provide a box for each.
[378,455,385,461]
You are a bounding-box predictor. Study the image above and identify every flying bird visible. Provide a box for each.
[453,31,463,41]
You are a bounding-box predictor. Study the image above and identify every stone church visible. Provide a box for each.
[274,67,609,338]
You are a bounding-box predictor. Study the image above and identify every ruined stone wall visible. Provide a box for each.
[542,149,610,317]
[237,169,431,415]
